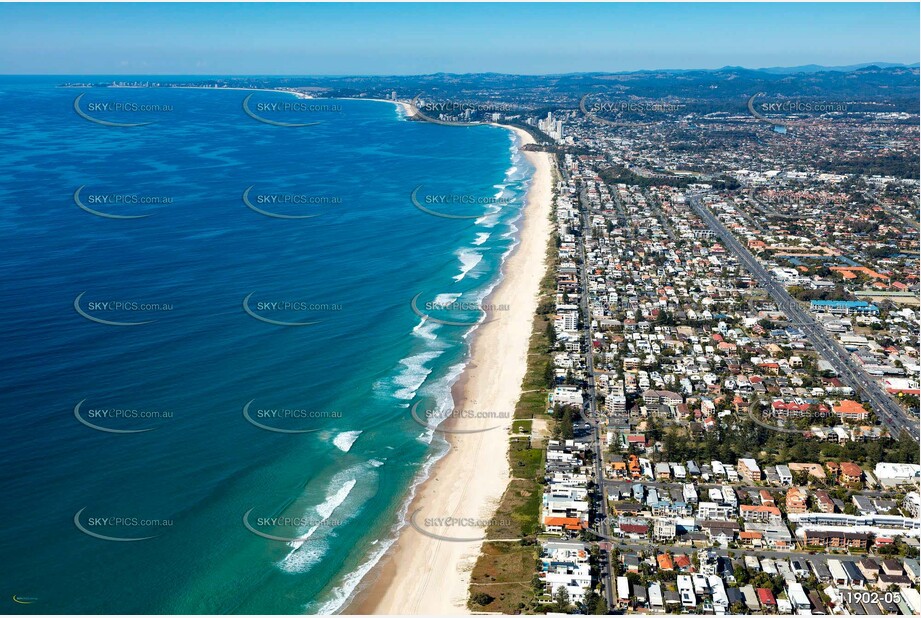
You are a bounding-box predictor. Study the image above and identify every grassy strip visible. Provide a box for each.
[468,541,539,614]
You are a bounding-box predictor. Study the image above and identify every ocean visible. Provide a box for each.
[0,78,533,614]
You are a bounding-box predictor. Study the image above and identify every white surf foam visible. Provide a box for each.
[280,541,327,573]
[452,248,483,282]
[312,536,392,614]
[473,232,491,246]
[411,317,440,341]
[311,439,450,614]
[278,471,361,573]
[287,478,358,550]
[333,431,362,453]
[432,292,461,305]
[414,361,467,444]
[312,128,537,614]
[373,349,444,401]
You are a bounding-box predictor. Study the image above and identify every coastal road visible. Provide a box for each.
[574,175,616,611]
[603,479,895,499]
[610,540,865,567]
[687,194,919,443]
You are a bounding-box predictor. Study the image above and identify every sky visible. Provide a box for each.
[0,2,918,75]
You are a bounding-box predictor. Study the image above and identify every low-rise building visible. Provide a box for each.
[697,501,734,520]
[786,487,808,514]
[737,458,762,484]
[740,504,783,525]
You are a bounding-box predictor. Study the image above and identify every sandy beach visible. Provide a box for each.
[348,126,554,614]
[349,97,415,116]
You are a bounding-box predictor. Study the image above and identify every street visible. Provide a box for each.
[687,194,919,443]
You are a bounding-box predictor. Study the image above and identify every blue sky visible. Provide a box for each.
[0,2,918,74]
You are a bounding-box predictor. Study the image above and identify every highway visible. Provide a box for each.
[687,194,919,443]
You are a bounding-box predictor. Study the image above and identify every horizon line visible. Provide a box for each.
[3,61,920,79]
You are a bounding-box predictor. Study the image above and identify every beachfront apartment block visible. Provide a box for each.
[542,492,589,523]
[550,386,583,407]
[539,540,592,604]
[555,310,579,333]
[542,439,592,536]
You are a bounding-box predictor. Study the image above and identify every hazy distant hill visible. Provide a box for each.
[83,64,921,112]
[310,65,921,106]
[754,62,920,74]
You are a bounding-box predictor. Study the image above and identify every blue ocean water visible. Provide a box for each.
[0,78,533,614]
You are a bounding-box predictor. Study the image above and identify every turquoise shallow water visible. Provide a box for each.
[0,78,533,614]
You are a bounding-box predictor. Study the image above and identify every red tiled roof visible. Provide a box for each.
[741,505,781,515]
[544,517,586,530]
[840,462,863,478]
[757,588,776,605]
[834,400,868,416]
[657,554,674,570]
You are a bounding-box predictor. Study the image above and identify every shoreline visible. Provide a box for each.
[346,125,554,614]
[360,97,415,116]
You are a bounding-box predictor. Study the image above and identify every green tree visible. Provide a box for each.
[544,360,556,389]
[559,408,575,440]
[592,595,608,615]
[470,592,494,607]
[546,322,557,345]
[553,586,572,613]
